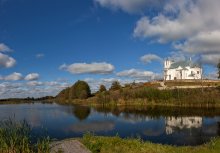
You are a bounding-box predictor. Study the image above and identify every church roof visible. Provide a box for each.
[169,60,201,69]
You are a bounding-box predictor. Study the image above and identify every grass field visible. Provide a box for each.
[82,134,220,153]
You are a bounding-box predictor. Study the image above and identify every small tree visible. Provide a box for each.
[218,61,220,79]
[110,81,121,91]
[99,84,107,92]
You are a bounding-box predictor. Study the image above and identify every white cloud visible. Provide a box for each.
[59,62,115,74]
[200,53,220,65]
[0,43,12,52]
[0,80,71,99]
[36,53,44,58]
[26,81,43,86]
[94,0,162,14]
[0,72,40,82]
[133,0,220,66]
[140,54,162,63]
[117,69,160,80]
[174,31,220,54]
[0,53,16,68]
[169,51,186,62]
[4,72,23,81]
[134,0,220,42]
[25,73,40,81]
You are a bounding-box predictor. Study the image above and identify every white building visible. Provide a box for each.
[164,59,202,81]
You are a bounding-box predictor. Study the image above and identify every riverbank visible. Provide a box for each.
[81,134,220,153]
[56,86,220,108]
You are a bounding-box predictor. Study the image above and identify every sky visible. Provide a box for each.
[0,0,220,98]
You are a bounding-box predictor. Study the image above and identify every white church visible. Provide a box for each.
[164,58,202,81]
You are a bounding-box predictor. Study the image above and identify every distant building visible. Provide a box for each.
[164,58,202,81]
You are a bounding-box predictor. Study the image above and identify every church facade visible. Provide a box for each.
[164,59,202,81]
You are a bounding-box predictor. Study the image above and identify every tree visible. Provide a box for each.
[56,87,70,100]
[57,80,91,100]
[71,80,91,99]
[110,81,121,91]
[218,61,220,79]
[99,84,107,92]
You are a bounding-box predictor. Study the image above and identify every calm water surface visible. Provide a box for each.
[0,102,219,146]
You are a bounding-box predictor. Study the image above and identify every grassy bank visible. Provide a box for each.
[0,119,50,153]
[57,86,220,108]
[82,134,220,153]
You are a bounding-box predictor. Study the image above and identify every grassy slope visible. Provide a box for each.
[82,134,220,153]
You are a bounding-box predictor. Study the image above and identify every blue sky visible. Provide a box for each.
[0,0,219,98]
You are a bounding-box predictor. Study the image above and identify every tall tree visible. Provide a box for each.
[110,81,121,91]
[71,80,91,99]
[99,84,107,92]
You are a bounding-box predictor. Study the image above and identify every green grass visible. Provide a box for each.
[82,133,220,153]
[0,118,50,153]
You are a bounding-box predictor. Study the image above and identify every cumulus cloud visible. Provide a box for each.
[3,72,23,81]
[0,53,16,68]
[174,31,220,54]
[0,80,71,99]
[0,43,12,52]
[140,54,162,63]
[94,0,163,14]
[0,72,40,81]
[116,69,160,80]
[200,54,220,65]
[25,73,40,81]
[134,0,220,42]
[133,0,220,66]
[59,62,115,74]
[26,81,43,86]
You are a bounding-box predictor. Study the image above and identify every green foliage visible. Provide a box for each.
[94,86,220,106]
[99,85,107,92]
[0,118,50,153]
[57,80,91,100]
[109,81,121,91]
[56,87,70,100]
[97,91,111,103]
[82,134,220,153]
[71,80,91,99]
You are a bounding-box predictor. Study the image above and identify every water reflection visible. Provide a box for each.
[165,117,203,135]
[0,103,220,146]
[72,105,91,121]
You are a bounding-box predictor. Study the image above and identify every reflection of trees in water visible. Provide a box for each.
[93,105,220,119]
[218,122,220,136]
[72,105,91,121]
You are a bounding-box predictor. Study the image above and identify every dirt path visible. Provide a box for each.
[50,139,91,153]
